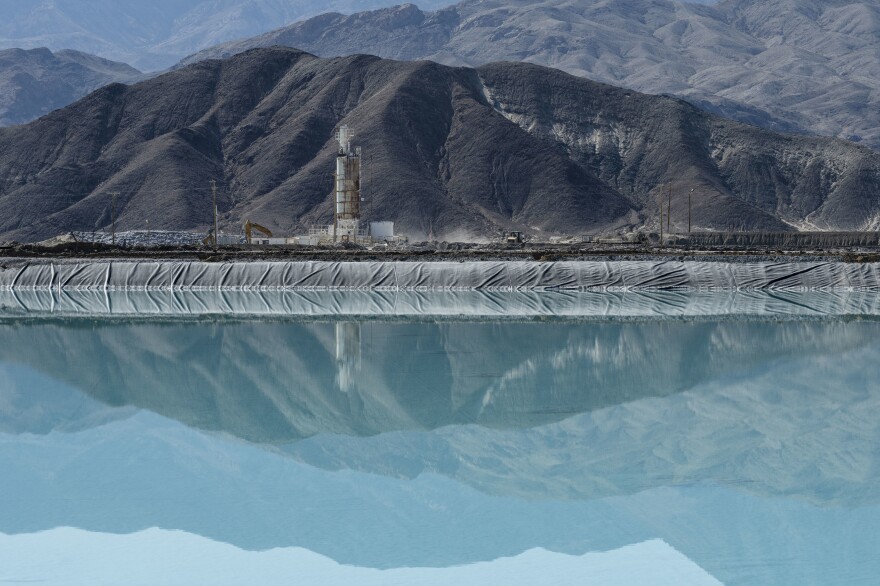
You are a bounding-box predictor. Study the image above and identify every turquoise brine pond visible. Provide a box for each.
[0,294,878,584]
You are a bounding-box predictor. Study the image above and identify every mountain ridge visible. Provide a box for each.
[0,47,878,242]
[0,0,455,71]
[179,0,880,150]
[0,47,141,127]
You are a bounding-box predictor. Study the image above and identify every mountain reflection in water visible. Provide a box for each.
[0,318,874,440]
[0,312,878,584]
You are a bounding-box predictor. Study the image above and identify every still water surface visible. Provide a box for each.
[0,303,878,584]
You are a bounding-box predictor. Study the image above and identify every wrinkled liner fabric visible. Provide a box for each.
[1,260,879,318]
[2,289,880,318]
[2,261,879,292]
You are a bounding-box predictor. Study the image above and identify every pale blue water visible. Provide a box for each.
[0,303,878,584]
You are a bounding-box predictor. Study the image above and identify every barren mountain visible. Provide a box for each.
[0,47,141,127]
[182,0,880,149]
[0,48,878,242]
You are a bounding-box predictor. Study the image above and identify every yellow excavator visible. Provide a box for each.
[202,227,215,247]
[244,220,273,244]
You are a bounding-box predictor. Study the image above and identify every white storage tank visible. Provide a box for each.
[370,221,394,240]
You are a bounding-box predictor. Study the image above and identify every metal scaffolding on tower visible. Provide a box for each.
[333,125,362,243]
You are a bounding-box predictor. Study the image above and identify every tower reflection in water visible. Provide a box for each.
[335,322,361,392]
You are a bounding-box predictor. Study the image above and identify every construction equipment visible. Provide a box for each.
[244,220,273,244]
[505,231,525,244]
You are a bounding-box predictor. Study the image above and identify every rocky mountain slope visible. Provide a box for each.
[0,0,453,71]
[0,48,878,242]
[182,0,880,149]
[0,47,141,127]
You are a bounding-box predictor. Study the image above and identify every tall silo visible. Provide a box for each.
[334,125,362,242]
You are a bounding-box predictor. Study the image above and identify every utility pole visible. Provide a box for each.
[211,179,218,249]
[688,188,694,234]
[110,191,119,246]
[658,192,664,245]
[667,184,672,234]
[332,172,338,244]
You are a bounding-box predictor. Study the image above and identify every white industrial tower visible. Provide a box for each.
[333,125,362,243]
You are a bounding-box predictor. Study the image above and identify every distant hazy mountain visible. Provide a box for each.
[182,0,880,150]
[0,0,454,71]
[0,47,141,127]
[0,48,878,242]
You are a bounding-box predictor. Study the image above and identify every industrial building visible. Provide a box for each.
[211,125,403,247]
[298,125,402,246]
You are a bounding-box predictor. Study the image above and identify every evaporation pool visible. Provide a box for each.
[0,289,878,585]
